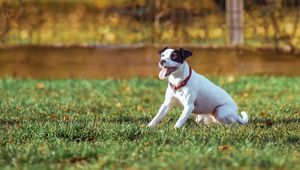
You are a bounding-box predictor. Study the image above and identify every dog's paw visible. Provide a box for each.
[195,114,218,125]
[195,115,204,124]
[174,124,183,129]
[147,123,156,128]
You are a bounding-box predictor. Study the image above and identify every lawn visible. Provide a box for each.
[0,76,300,169]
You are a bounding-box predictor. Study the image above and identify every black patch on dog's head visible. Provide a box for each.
[170,48,193,63]
[158,47,169,54]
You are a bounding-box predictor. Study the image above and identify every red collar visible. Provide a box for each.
[169,66,192,91]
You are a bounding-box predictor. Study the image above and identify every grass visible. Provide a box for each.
[0,76,300,169]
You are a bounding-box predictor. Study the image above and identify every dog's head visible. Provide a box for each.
[158,47,192,80]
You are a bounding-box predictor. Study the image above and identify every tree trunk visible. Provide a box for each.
[226,0,244,46]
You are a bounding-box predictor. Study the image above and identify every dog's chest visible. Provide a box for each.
[172,88,189,105]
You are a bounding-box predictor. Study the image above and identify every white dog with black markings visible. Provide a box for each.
[148,47,249,128]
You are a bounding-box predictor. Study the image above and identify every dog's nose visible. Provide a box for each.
[160,59,166,65]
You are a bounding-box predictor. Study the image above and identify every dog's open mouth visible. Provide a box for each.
[159,67,177,79]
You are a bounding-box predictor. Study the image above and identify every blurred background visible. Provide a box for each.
[0,0,300,78]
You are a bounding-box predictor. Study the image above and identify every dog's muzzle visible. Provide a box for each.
[159,66,177,80]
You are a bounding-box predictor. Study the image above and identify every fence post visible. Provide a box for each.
[226,0,244,46]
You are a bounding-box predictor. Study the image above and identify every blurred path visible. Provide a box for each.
[0,45,299,78]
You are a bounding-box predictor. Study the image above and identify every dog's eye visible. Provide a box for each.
[171,54,177,60]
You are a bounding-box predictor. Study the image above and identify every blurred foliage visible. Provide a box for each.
[0,0,300,49]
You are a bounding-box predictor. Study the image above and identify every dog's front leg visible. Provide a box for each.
[148,102,174,128]
[174,104,194,128]
[148,87,175,128]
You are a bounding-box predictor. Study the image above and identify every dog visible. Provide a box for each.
[148,47,249,128]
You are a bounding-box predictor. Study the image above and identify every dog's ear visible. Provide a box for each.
[158,47,168,54]
[181,48,192,59]
[174,48,192,61]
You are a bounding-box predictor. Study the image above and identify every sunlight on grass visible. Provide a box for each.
[0,76,299,169]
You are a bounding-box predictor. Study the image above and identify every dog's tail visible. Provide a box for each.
[237,111,249,124]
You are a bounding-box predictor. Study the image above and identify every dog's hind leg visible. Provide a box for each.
[214,104,238,124]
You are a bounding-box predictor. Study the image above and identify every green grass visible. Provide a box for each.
[0,76,300,169]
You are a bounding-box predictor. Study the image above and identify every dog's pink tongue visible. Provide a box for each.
[159,68,167,80]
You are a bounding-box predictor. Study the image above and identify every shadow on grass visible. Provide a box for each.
[250,117,300,127]
[0,115,152,125]
[0,119,20,126]
[100,115,151,124]
[1,117,300,127]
